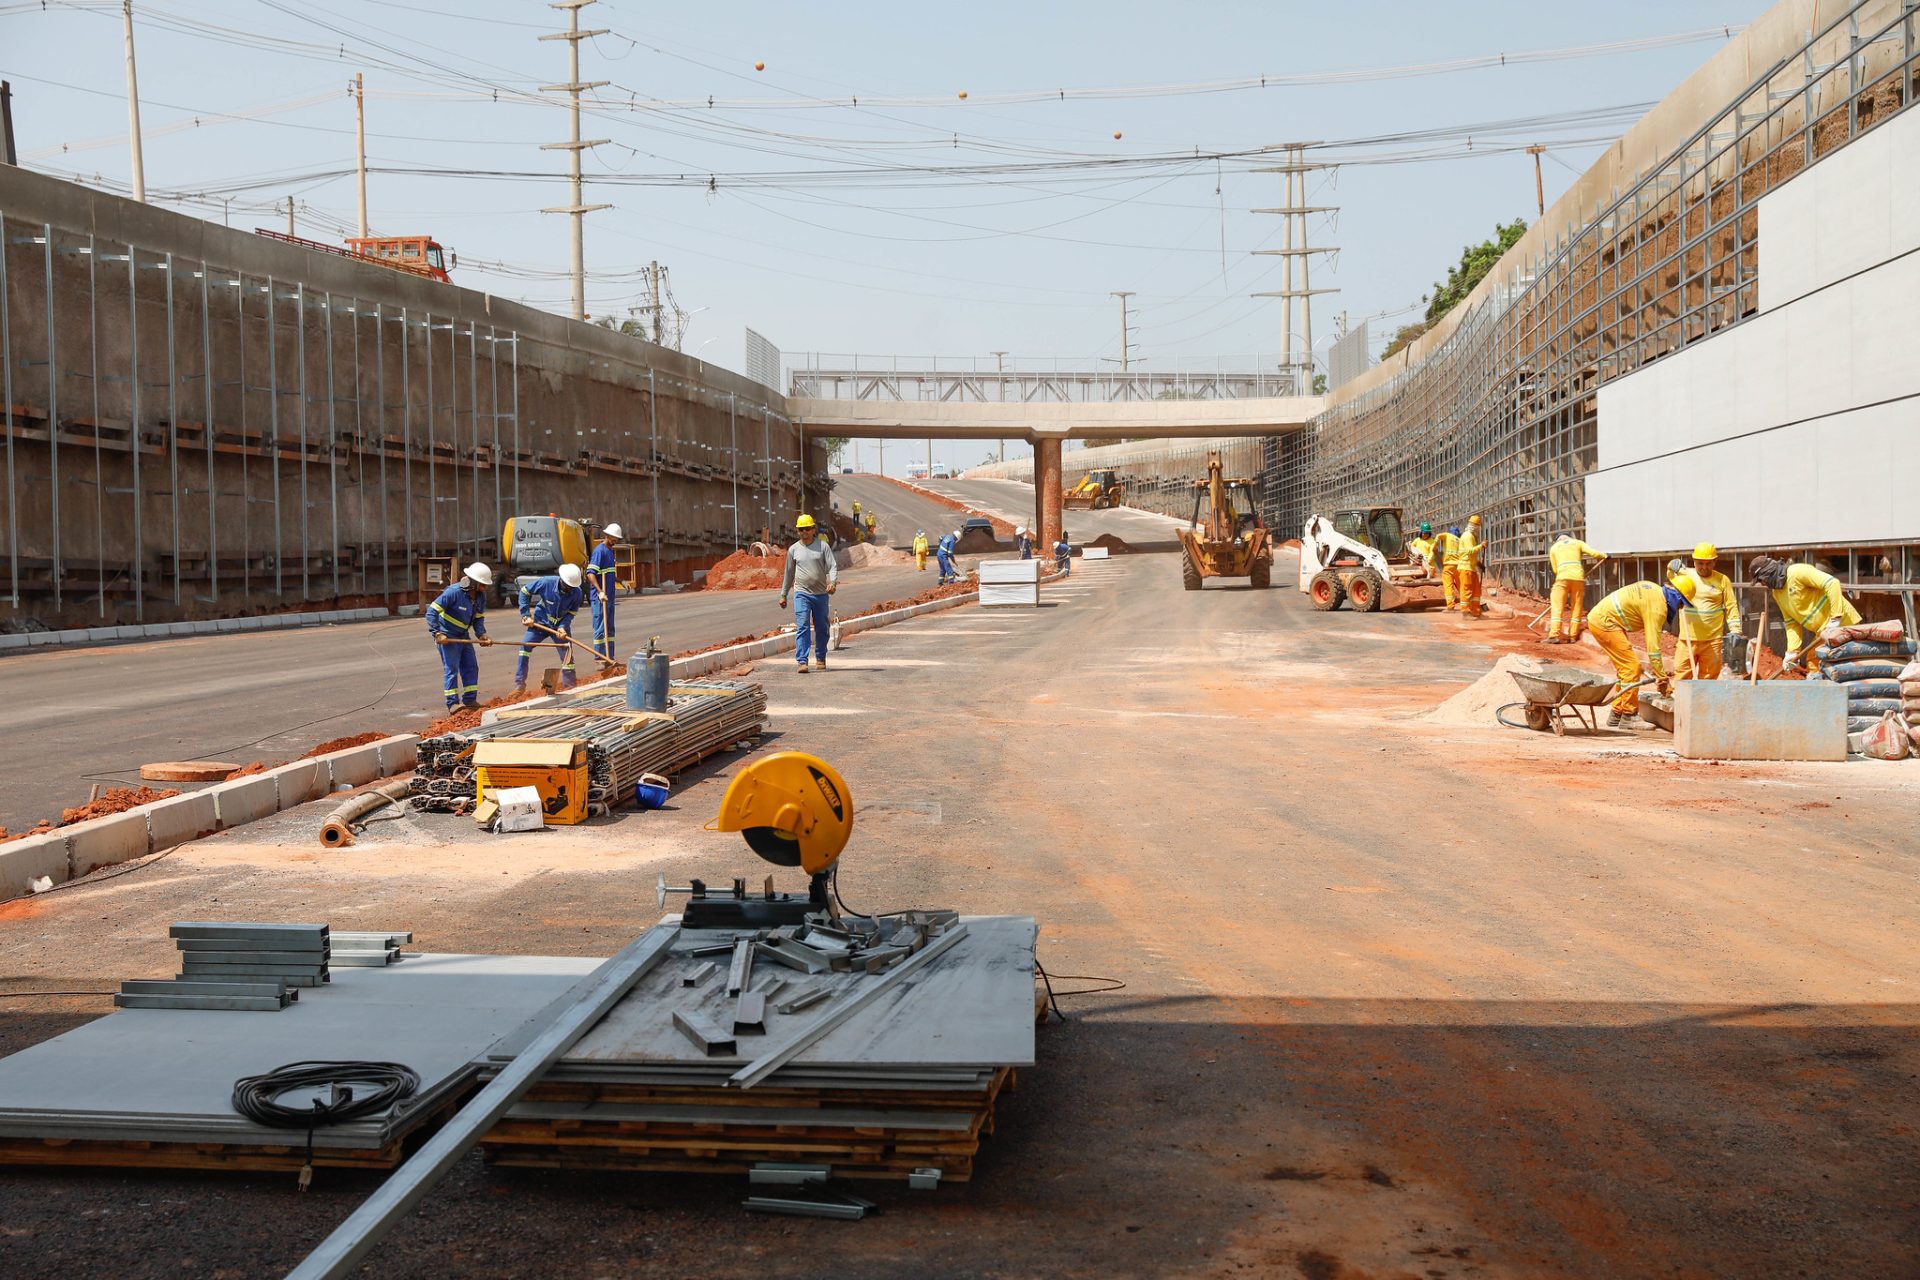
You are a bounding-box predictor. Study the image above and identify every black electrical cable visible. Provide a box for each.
[232,1060,420,1190]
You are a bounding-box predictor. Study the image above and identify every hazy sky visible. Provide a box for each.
[5,0,1762,472]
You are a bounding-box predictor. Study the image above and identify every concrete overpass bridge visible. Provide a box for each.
[787,395,1323,548]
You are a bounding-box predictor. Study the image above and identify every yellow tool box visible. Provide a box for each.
[473,738,590,825]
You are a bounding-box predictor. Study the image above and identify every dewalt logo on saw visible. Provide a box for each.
[808,765,845,822]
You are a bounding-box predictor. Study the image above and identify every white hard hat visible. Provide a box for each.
[559,563,583,588]
[1016,526,1027,536]
[603,523,623,539]
[464,562,494,586]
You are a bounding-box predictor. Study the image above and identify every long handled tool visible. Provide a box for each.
[1749,592,1771,684]
[526,620,616,669]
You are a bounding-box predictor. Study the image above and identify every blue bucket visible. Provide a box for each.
[633,772,670,811]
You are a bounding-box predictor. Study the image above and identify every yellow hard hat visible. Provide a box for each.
[1468,514,1482,525]
[795,514,816,529]
[1667,571,1697,600]
[1692,541,1718,560]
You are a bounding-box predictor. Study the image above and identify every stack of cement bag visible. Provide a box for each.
[1811,620,1915,757]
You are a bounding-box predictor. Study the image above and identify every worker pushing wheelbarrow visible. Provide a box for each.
[1499,669,1659,735]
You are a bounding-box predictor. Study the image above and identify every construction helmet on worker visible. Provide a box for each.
[1749,554,1861,672]
[795,513,817,531]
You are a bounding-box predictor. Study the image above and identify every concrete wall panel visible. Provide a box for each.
[0,834,69,896]
[146,792,218,852]
[66,811,150,876]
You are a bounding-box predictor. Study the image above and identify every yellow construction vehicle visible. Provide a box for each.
[1063,469,1127,510]
[1176,453,1272,590]
[500,514,591,595]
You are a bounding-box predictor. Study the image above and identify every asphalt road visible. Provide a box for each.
[0,559,934,832]
[830,473,966,547]
[3,553,1913,1277]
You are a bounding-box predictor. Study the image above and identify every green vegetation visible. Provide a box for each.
[1422,218,1528,327]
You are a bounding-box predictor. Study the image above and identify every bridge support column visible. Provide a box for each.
[1036,437,1063,556]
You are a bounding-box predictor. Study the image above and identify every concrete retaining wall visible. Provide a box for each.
[0,733,420,901]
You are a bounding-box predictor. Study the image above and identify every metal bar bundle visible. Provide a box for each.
[409,680,766,814]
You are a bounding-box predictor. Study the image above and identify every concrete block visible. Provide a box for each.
[0,833,69,899]
[84,626,118,644]
[145,791,218,852]
[163,622,195,636]
[239,616,269,630]
[25,631,60,646]
[110,625,142,640]
[320,744,380,789]
[376,735,419,776]
[0,634,29,651]
[215,618,243,633]
[396,604,422,617]
[50,629,89,645]
[66,811,152,877]
[1674,681,1847,762]
[211,774,278,828]
[271,759,329,809]
[188,620,219,634]
[320,610,349,623]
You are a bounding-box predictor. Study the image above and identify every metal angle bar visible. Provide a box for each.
[682,960,717,988]
[732,990,767,1035]
[743,1193,868,1220]
[725,937,754,996]
[730,924,969,1090]
[671,1009,736,1057]
[175,938,326,953]
[284,922,681,1280]
[180,971,326,987]
[170,922,328,940]
[747,1162,831,1186]
[120,979,288,997]
[115,993,286,1011]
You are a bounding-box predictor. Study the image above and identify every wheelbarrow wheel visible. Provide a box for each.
[1524,703,1553,732]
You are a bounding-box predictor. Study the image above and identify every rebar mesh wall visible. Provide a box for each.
[1279,1,1919,597]
[0,168,820,627]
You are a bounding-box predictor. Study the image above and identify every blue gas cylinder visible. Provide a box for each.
[626,636,670,711]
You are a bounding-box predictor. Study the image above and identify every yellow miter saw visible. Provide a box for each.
[657,751,855,929]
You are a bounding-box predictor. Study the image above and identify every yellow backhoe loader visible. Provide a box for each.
[1176,453,1272,590]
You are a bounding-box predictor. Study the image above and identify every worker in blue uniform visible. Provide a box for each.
[1016,525,1033,559]
[1054,531,1071,576]
[515,563,586,691]
[935,529,960,584]
[589,522,621,661]
[426,562,494,710]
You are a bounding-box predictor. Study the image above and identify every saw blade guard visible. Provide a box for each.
[710,751,853,875]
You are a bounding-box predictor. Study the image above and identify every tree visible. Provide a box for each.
[1423,218,1527,327]
[593,312,645,338]
[1380,321,1429,360]
[1311,373,1328,395]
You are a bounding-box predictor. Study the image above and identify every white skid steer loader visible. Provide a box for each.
[1298,509,1446,612]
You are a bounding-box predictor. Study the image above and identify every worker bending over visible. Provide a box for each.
[1453,515,1485,618]
[1749,555,1861,673]
[1588,577,1688,727]
[1408,522,1436,575]
[1434,526,1461,609]
[427,562,494,710]
[935,530,960,584]
[1054,530,1071,576]
[1546,533,1606,643]
[515,563,585,692]
[588,523,621,661]
[864,511,877,543]
[778,514,838,674]
[1016,526,1033,560]
[1668,543,1741,680]
[912,529,929,571]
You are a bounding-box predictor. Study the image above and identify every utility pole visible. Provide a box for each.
[991,350,1008,462]
[353,73,369,238]
[648,261,663,344]
[1524,144,1546,217]
[1,81,17,167]
[539,0,611,322]
[1251,143,1339,395]
[286,196,295,236]
[1109,292,1135,375]
[121,1,146,202]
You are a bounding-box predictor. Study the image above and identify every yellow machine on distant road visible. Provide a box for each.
[1063,469,1127,510]
[1176,454,1272,590]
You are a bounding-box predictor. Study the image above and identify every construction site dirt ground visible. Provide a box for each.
[1,551,1916,1279]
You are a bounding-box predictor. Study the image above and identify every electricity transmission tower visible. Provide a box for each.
[1251,143,1339,394]
[540,0,612,321]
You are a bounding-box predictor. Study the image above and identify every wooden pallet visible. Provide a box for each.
[0,1133,407,1173]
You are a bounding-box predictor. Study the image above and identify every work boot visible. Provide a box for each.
[1607,709,1629,728]
[462,698,481,709]
[796,664,809,675]
[813,658,827,670]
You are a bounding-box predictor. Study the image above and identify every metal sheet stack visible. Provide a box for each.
[411,679,767,814]
[477,915,1038,1182]
[115,922,331,1011]
[0,953,603,1172]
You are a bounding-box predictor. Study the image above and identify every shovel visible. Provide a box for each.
[526,620,617,670]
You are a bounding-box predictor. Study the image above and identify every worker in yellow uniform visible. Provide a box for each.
[1749,555,1861,673]
[1588,577,1687,727]
[1668,543,1741,680]
[1408,522,1436,574]
[912,529,929,571]
[1433,525,1461,609]
[1453,515,1486,618]
[1545,533,1606,644]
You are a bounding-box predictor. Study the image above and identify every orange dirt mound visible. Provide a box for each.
[304,732,388,758]
[705,550,785,592]
[423,685,547,737]
[60,786,180,826]
[223,761,270,780]
[0,821,56,845]
[1085,534,1135,554]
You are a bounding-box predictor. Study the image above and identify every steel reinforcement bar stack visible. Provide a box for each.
[410,680,767,815]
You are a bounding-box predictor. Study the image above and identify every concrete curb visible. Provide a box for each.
[0,607,393,657]
[483,589,985,726]
[0,733,422,903]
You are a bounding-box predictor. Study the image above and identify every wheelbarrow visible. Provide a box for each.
[1502,671,1654,735]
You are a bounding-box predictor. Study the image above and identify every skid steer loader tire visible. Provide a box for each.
[1250,559,1271,590]
[1308,569,1345,611]
[1182,556,1202,591]
[1347,569,1384,612]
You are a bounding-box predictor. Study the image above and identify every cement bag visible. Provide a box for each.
[1902,661,1920,682]
[1844,680,1902,701]
[1822,619,1904,645]
[1857,711,1911,760]
[1849,697,1905,716]
[1848,714,1892,733]
[1826,660,1910,683]
[1816,639,1919,664]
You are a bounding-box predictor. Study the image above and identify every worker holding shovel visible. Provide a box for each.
[1588,577,1689,727]
[426,562,495,710]
[1749,555,1861,675]
[1668,543,1741,680]
[515,563,586,692]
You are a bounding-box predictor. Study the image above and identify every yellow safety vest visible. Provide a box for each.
[1549,538,1601,583]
